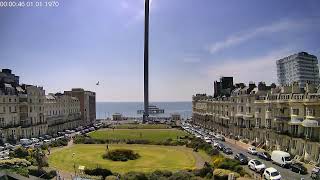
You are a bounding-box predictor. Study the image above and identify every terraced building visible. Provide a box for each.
[192,82,320,163]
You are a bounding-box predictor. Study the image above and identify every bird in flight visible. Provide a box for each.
[96,81,100,85]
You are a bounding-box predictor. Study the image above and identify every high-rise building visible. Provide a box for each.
[65,88,96,125]
[277,52,320,88]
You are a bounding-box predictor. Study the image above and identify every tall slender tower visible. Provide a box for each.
[143,0,150,123]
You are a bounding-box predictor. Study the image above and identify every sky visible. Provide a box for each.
[1,0,320,102]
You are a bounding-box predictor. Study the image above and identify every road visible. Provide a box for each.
[219,139,311,180]
[183,124,312,180]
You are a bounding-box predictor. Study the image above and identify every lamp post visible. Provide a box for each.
[143,0,150,124]
[72,153,76,177]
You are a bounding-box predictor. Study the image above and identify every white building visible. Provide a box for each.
[45,93,81,135]
[277,52,320,88]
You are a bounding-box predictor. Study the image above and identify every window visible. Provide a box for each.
[292,109,299,115]
[3,107,5,113]
[9,106,11,113]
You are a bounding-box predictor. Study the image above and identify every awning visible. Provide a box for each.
[220,116,230,120]
[288,117,303,125]
[301,119,319,127]
[235,113,244,117]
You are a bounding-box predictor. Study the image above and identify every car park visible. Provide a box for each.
[223,147,233,155]
[248,159,266,173]
[248,146,258,155]
[290,162,307,174]
[234,153,248,165]
[0,146,4,151]
[263,167,281,180]
[257,151,271,161]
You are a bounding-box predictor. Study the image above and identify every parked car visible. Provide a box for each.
[248,146,258,155]
[248,159,266,173]
[44,135,52,140]
[216,143,225,151]
[271,151,292,168]
[212,140,219,147]
[263,167,281,180]
[257,151,271,161]
[223,147,233,155]
[0,146,4,151]
[311,167,320,179]
[234,153,248,165]
[20,138,32,146]
[43,139,51,144]
[290,162,307,174]
[4,143,14,150]
[31,138,39,143]
[216,135,225,141]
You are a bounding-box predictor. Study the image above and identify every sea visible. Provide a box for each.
[96,102,192,119]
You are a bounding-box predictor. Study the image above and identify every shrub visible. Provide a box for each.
[213,169,239,180]
[103,149,140,161]
[8,167,29,177]
[242,139,249,144]
[50,138,68,147]
[148,170,173,180]
[193,162,213,178]
[168,170,194,180]
[212,155,225,168]
[127,139,150,144]
[122,172,148,180]
[0,158,31,168]
[217,158,245,176]
[28,166,57,179]
[84,167,113,179]
[11,147,29,158]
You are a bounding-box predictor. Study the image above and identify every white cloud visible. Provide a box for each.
[207,20,300,54]
[206,48,297,84]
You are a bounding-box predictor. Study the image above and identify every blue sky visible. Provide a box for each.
[1,0,320,101]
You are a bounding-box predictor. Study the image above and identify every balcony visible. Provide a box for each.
[301,119,319,128]
[274,116,290,122]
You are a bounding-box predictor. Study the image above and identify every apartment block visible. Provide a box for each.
[277,52,320,88]
[0,69,96,143]
[0,69,47,142]
[65,88,96,125]
[45,93,82,135]
[193,82,320,163]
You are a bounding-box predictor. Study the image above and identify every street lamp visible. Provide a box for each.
[72,153,76,177]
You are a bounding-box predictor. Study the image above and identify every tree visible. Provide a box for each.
[33,148,47,171]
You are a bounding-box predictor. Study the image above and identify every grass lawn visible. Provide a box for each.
[49,144,196,173]
[114,124,171,129]
[88,129,188,142]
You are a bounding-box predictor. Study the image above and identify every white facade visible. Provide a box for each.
[44,93,81,134]
[277,52,320,88]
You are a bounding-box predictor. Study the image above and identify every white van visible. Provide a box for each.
[271,151,292,167]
